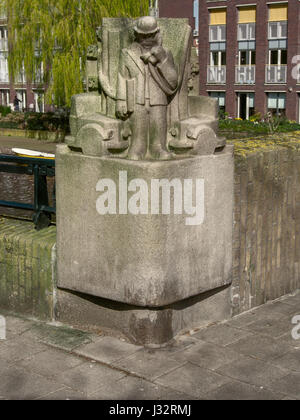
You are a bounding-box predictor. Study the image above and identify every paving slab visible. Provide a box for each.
[155,362,230,398]
[37,387,87,400]
[216,355,290,388]
[192,323,253,346]
[52,361,125,396]
[259,301,300,317]
[74,336,143,364]
[0,290,299,400]
[0,366,64,400]
[241,316,294,338]
[90,376,195,400]
[276,332,300,348]
[226,333,294,362]
[203,380,284,400]
[268,373,300,399]
[113,348,186,381]
[0,335,49,363]
[28,322,94,351]
[171,340,242,370]
[271,350,300,373]
[15,348,85,378]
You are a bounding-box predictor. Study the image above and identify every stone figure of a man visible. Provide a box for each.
[116,16,178,160]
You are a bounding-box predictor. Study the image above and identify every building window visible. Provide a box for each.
[237,92,255,120]
[209,91,225,113]
[238,6,256,41]
[266,4,288,84]
[236,7,256,85]
[209,25,226,42]
[268,4,288,40]
[267,92,286,116]
[15,90,27,111]
[210,50,226,67]
[0,26,8,51]
[0,89,9,106]
[34,91,45,113]
[0,52,8,83]
[209,8,226,42]
[193,0,199,36]
[269,21,287,39]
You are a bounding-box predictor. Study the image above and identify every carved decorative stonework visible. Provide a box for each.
[56,17,234,345]
[66,16,225,160]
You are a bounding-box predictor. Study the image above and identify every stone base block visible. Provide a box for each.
[56,145,234,307]
[55,286,232,345]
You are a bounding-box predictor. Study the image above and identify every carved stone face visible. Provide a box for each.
[135,32,159,50]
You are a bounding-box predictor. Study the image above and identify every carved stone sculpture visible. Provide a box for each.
[56,17,234,345]
[116,16,177,160]
[66,16,225,159]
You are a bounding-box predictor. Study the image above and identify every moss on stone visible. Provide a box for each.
[0,217,56,320]
[229,130,300,159]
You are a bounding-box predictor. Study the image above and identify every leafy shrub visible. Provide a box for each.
[218,109,228,120]
[250,112,262,122]
[0,105,12,117]
[0,111,70,133]
[219,117,300,139]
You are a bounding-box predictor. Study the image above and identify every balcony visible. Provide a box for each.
[207,66,226,84]
[16,71,26,84]
[265,65,287,84]
[236,66,255,85]
[0,70,8,83]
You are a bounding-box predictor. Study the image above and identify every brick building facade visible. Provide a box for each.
[160,0,300,122]
[0,11,49,113]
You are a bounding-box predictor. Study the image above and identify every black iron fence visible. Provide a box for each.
[0,154,55,230]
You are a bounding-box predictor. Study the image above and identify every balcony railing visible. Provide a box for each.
[207,66,226,84]
[0,39,8,51]
[0,70,8,83]
[235,65,255,84]
[16,71,26,84]
[34,71,43,84]
[265,65,287,84]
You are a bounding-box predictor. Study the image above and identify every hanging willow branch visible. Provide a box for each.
[0,0,148,107]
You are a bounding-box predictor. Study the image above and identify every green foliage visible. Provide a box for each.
[0,112,69,132]
[218,109,228,120]
[0,105,12,117]
[219,118,300,139]
[0,0,148,107]
[249,112,262,122]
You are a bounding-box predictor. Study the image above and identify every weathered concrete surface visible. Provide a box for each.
[55,286,231,345]
[0,291,299,400]
[0,218,56,320]
[56,144,234,307]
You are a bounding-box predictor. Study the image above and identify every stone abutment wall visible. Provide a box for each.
[231,139,300,315]
[0,140,299,321]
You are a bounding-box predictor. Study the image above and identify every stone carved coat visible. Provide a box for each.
[117,42,178,107]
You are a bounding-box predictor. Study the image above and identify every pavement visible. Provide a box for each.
[0,291,299,400]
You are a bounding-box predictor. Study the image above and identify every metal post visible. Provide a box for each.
[149,0,159,18]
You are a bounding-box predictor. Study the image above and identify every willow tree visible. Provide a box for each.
[0,0,148,107]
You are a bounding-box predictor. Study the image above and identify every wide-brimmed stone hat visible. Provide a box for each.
[133,16,159,35]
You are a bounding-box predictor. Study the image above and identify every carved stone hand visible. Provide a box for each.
[116,101,128,119]
[150,46,167,64]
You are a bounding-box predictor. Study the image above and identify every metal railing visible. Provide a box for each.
[0,70,9,83]
[0,154,55,230]
[235,65,255,84]
[265,65,287,84]
[207,66,226,84]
